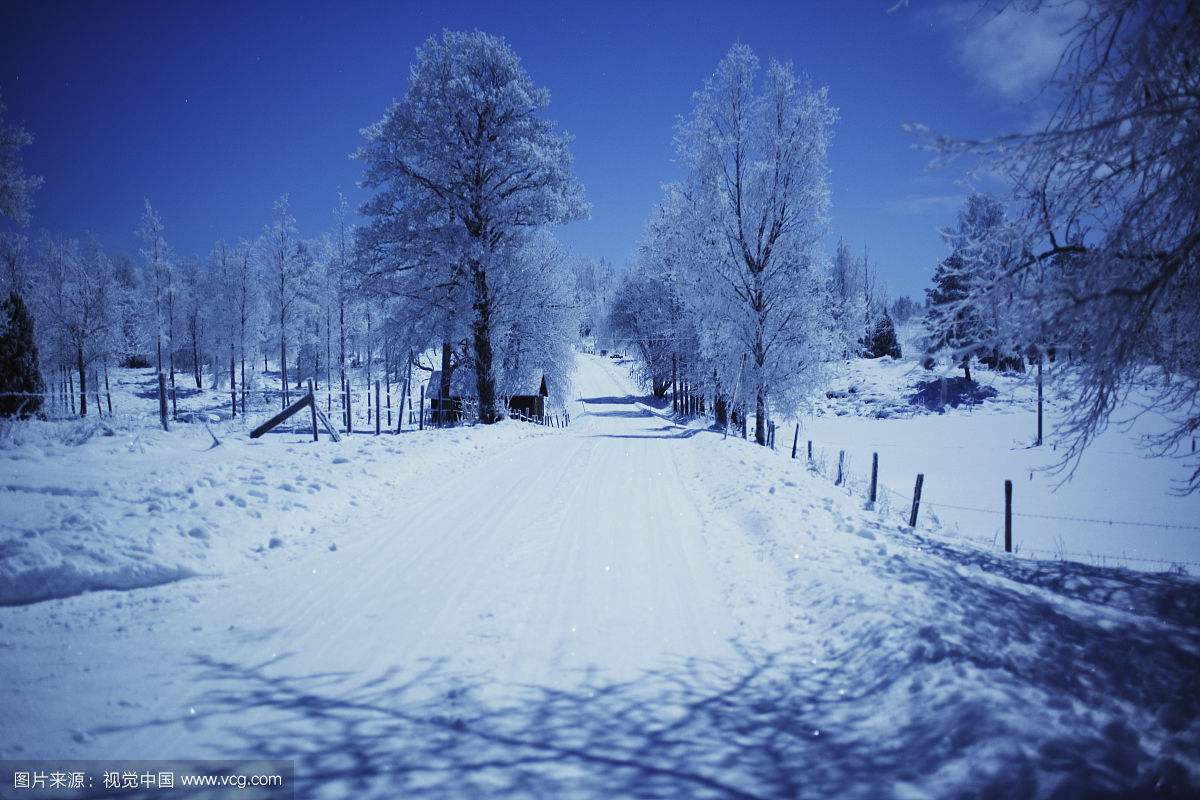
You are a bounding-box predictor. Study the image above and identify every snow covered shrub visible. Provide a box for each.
[908,376,997,413]
[864,311,901,359]
[120,354,151,369]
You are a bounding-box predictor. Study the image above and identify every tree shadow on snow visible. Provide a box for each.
[592,426,705,441]
[107,588,1200,800]
[579,395,640,406]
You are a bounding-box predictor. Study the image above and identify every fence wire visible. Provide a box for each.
[778,435,1200,571]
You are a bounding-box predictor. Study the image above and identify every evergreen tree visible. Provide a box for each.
[0,291,44,417]
[923,253,981,380]
[865,310,901,359]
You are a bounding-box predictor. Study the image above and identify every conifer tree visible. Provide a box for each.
[0,291,44,417]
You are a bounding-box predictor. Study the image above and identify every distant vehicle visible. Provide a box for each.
[610,352,621,359]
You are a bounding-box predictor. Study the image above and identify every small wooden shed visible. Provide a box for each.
[508,375,548,419]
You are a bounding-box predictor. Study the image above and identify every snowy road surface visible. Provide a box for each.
[2,354,1198,798]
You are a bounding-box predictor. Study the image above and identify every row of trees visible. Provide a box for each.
[606,44,908,442]
[0,31,590,425]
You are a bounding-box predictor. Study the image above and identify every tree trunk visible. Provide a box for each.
[154,282,163,375]
[325,309,332,413]
[1036,354,1044,446]
[755,386,767,446]
[167,293,176,389]
[103,360,113,415]
[77,346,87,417]
[191,318,201,389]
[469,260,499,424]
[229,345,237,416]
[671,353,678,412]
[338,297,347,427]
[439,341,453,426]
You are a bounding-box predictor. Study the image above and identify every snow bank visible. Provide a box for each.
[0,416,552,606]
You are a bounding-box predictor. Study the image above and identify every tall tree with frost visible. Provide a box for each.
[923,193,1017,380]
[138,201,173,377]
[490,233,578,405]
[828,240,864,358]
[261,195,308,408]
[677,43,836,444]
[357,30,588,423]
[40,237,116,416]
[0,90,42,226]
[608,261,678,398]
[1,232,31,297]
[917,0,1200,489]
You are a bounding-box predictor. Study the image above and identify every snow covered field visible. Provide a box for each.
[1,352,1198,797]
[783,357,1200,572]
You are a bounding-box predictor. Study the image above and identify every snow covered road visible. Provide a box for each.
[2,354,1198,798]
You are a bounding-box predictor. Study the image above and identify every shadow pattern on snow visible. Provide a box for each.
[122,591,1199,800]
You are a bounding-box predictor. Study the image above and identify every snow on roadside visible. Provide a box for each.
[750,356,1200,571]
[0,417,554,606]
[676,421,1200,797]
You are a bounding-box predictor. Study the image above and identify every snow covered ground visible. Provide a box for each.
[789,356,1200,572]
[1,353,1198,797]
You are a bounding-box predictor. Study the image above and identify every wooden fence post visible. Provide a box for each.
[835,450,845,486]
[909,474,924,527]
[386,380,392,428]
[418,385,425,430]
[791,424,799,459]
[157,373,169,432]
[870,452,878,505]
[807,440,813,463]
[397,376,410,432]
[308,379,319,442]
[171,385,177,418]
[345,377,352,435]
[1004,479,1013,553]
[375,381,381,435]
[105,362,114,417]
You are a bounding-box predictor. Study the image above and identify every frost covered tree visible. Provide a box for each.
[571,256,619,340]
[138,200,174,378]
[827,240,864,358]
[491,234,578,406]
[676,43,837,444]
[627,185,726,415]
[608,261,678,398]
[39,236,117,416]
[357,30,588,423]
[178,256,209,389]
[261,195,309,408]
[923,193,1023,379]
[329,195,359,403]
[207,241,244,403]
[1,231,31,296]
[917,0,1200,489]
[865,311,902,359]
[890,295,918,325]
[924,253,977,379]
[0,90,42,226]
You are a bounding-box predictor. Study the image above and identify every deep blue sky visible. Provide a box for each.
[1,0,1050,298]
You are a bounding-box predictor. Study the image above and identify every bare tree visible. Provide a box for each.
[916,0,1200,489]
